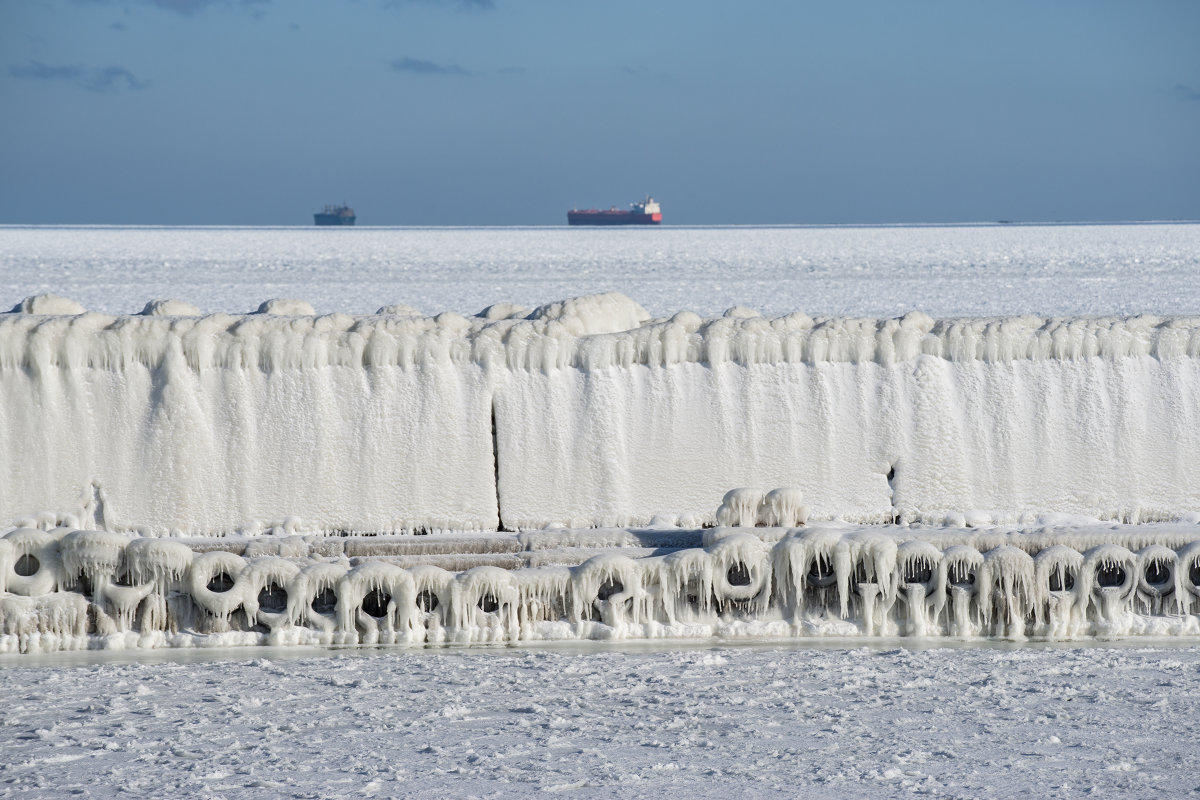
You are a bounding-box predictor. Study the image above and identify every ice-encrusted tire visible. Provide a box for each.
[708,533,771,611]
[1136,545,1178,602]
[3,528,60,597]
[241,557,301,631]
[452,566,518,640]
[1082,544,1138,599]
[338,561,416,644]
[295,561,347,634]
[58,530,129,595]
[188,551,248,623]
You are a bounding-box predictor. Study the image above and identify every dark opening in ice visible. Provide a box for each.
[1145,560,1172,588]
[311,587,337,615]
[805,557,834,588]
[726,562,752,587]
[1096,564,1126,588]
[597,579,624,601]
[948,565,975,587]
[14,554,39,577]
[417,589,439,613]
[258,583,288,613]
[903,562,933,586]
[479,594,500,613]
[206,572,234,593]
[73,572,93,595]
[361,588,390,618]
[1048,569,1076,592]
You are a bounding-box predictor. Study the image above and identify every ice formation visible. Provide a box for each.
[4,523,1200,654]
[3,293,1200,535]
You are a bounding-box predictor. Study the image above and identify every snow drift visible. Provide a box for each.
[2,293,1200,535]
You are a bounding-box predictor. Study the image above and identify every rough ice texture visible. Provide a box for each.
[5,524,1200,654]
[2,295,1200,534]
[3,645,1196,798]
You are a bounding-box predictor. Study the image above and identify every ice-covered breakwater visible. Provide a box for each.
[3,292,1200,534]
[5,525,1200,653]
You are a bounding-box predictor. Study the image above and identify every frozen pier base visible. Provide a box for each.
[4,523,1200,654]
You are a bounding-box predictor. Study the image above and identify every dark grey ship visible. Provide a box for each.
[314,204,356,226]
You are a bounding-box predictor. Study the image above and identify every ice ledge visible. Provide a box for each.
[3,293,1199,371]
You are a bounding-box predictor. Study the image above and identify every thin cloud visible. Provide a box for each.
[390,57,471,76]
[73,0,269,16]
[1175,84,1200,102]
[110,21,129,31]
[383,0,496,11]
[9,60,148,92]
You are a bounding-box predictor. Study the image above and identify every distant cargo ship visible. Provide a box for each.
[568,196,662,226]
[314,204,356,226]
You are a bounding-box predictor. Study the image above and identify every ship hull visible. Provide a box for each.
[567,211,662,226]
[314,214,356,226]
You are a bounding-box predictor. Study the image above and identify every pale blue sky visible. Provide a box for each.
[1,0,1198,224]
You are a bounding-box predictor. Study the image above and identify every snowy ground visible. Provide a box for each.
[3,642,1199,798]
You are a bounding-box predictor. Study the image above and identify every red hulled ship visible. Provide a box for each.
[568,196,662,226]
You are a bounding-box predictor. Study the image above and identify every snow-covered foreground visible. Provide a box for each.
[2,642,1199,798]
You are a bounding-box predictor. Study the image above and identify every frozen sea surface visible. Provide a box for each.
[3,223,1199,318]
[2,643,1199,798]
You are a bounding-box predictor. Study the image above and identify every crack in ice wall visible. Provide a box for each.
[2,293,1200,534]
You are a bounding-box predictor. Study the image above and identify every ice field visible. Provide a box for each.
[3,223,1200,796]
[4,644,1200,798]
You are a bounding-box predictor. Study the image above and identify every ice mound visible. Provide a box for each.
[526,292,650,335]
[140,299,202,316]
[9,294,86,315]
[255,298,316,315]
[376,303,424,317]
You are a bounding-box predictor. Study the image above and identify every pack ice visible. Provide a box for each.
[2,292,1200,652]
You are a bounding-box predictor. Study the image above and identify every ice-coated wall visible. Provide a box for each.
[3,294,1200,534]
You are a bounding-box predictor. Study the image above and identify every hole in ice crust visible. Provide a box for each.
[948,565,975,587]
[206,572,234,593]
[361,589,390,618]
[257,583,287,613]
[1096,564,1127,588]
[804,558,833,588]
[416,590,439,613]
[1144,561,1172,588]
[310,588,337,615]
[73,572,93,595]
[903,563,933,586]
[1048,570,1076,592]
[14,554,40,577]
[596,579,624,601]
[478,594,499,613]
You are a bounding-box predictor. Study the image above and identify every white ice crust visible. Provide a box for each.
[5,524,1200,654]
[2,293,1200,535]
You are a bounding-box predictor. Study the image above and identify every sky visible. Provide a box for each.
[1,0,1198,225]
